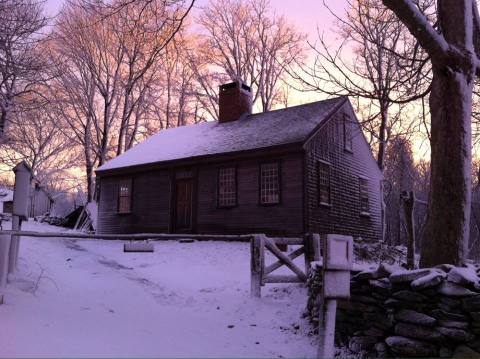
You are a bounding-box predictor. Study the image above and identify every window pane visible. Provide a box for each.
[359,178,369,212]
[318,162,331,204]
[118,179,132,213]
[260,163,280,204]
[218,167,236,207]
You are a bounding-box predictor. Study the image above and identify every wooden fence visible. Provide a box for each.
[250,233,322,297]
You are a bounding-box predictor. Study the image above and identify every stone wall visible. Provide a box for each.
[306,263,480,358]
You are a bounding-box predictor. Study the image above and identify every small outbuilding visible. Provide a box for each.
[96,81,383,240]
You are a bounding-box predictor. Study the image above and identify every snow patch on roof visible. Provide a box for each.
[97,97,345,172]
[0,188,13,202]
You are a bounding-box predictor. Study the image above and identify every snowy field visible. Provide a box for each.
[0,221,316,358]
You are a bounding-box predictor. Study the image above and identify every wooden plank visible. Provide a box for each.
[264,246,304,275]
[264,237,307,282]
[262,274,304,284]
[272,237,304,245]
[250,234,264,298]
[2,230,253,242]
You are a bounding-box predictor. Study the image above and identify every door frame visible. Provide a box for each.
[170,169,197,233]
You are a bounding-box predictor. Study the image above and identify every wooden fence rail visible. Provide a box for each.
[250,233,322,297]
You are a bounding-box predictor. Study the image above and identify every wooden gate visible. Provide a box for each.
[250,233,321,297]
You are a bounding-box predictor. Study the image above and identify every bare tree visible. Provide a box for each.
[0,0,48,140]
[296,0,432,170]
[383,0,480,266]
[0,99,78,183]
[195,0,305,115]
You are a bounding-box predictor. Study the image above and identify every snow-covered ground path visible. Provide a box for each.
[0,221,316,357]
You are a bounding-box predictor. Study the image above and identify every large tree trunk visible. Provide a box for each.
[420,67,473,266]
[383,0,477,267]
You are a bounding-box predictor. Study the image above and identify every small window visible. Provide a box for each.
[318,161,331,205]
[218,167,236,207]
[260,162,280,205]
[118,179,132,213]
[344,115,353,152]
[359,178,369,214]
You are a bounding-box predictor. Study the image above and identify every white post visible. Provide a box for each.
[317,298,337,359]
[8,216,20,273]
[0,234,11,288]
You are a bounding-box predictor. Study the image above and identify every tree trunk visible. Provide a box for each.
[377,102,388,170]
[420,68,473,267]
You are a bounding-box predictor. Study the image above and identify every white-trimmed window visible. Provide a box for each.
[118,179,132,213]
[260,162,280,205]
[318,161,331,205]
[344,115,353,152]
[218,167,236,207]
[359,177,369,214]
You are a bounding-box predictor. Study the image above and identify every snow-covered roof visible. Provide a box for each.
[97,97,346,173]
[0,188,13,202]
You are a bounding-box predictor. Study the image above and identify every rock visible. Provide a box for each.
[463,296,480,312]
[430,309,467,322]
[374,342,388,358]
[394,322,444,342]
[470,311,480,321]
[362,327,385,337]
[411,271,446,290]
[436,264,455,273]
[466,338,480,351]
[448,267,480,286]
[369,278,391,295]
[438,320,470,330]
[353,270,379,281]
[439,346,453,358]
[437,282,477,297]
[390,269,432,284]
[436,326,474,342]
[453,345,480,358]
[385,336,438,357]
[393,290,429,303]
[377,263,397,278]
[395,309,436,327]
[350,294,378,305]
[348,336,378,352]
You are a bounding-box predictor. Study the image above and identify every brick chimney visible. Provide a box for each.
[218,80,252,123]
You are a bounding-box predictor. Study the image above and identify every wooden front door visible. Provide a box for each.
[175,178,194,231]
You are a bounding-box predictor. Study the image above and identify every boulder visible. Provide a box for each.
[369,278,391,295]
[429,309,467,322]
[395,309,436,327]
[447,267,479,286]
[348,336,378,352]
[411,271,446,290]
[394,322,444,342]
[437,282,477,297]
[438,320,470,330]
[393,290,429,303]
[436,326,475,342]
[385,336,438,357]
[452,345,480,358]
[463,296,480,312]
[390,269,432,284]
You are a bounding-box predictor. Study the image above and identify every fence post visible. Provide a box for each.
[312,233,322,262]
[0,233,11,288]
[250,234,264,298]
[8,216,21,274]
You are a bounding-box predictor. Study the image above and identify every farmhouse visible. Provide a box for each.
[96,81,383,240]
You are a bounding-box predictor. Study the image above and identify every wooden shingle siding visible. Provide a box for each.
[97,169,171,234]
[196,153,304,236]
[304,103,383,242]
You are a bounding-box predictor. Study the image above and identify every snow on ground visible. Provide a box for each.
[0,221,316,358]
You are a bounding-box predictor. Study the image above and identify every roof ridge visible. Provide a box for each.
[248,96,346,118]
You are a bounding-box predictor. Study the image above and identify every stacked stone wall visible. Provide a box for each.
[307,263,480,357]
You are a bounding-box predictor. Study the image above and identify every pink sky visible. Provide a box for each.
[46,0,347,40]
